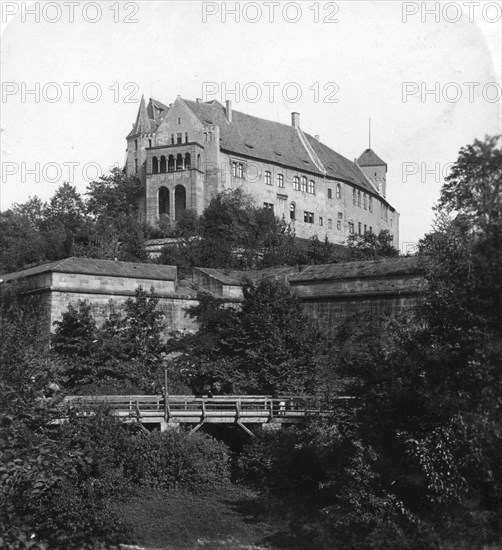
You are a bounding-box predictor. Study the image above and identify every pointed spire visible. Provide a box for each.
[132,95,154,136]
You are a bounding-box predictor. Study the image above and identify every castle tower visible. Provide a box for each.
[356,149,388,198]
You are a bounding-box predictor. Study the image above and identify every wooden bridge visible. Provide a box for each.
[62,394,329,435]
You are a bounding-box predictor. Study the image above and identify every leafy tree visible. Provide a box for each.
[0,210,47,273]
[171,278,325,395]
[347,229,399,260]
[86,168,143,219]
[52,301,97,358]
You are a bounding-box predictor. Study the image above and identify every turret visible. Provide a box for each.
[356,148,388,198]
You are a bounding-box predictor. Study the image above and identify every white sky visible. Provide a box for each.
[1,0,501,249]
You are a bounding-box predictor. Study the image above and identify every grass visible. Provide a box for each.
[112,483,320,550]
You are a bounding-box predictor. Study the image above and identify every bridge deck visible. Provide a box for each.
[62,394,326,431]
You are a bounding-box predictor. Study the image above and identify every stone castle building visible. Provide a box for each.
[126,96,399,247]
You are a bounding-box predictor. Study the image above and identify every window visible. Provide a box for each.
[304,211,314,224]
[152,156,159,174]
[232,162,237,177]
[135,139,138,150]
[369,226,373,233]
[319,216,323,226]
[290,203,296,220]
[337,220,342,231]
[238,163,244,178]
[353,189,357,205]
[308,180,315,194]
[338,212,343,219]
[328,188,332,199]
[177,117,181,125]
[348,221,354,234]
[177,133,182,144]
[185,132,189,143]
[265,171,272,185]
[171,134,175,145]
[369,196,373,212]
[263,202,274,211]
[148,139,152,148]
[357,191,361,207]
[363,193,368,210]
[328,218,332,229]
[301,176,307,193]
[364,224,367,233]
[336,183,341,198]
[277,174,284,188]
[134,158,138,173]
[294,176,300,191]
[358,222,362,234]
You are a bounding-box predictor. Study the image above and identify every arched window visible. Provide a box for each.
[185,153,191,170]
[301,176,307,193]
[336,183,341,199]
[158,186,169,217]
[290,203,296,221]
[176,154,183,171]
[353,188,357,205]
[174,185,186,220]
[308,180,315,194]
[294,176,300,191]
[152,156,159,174]
[357,190,361,207]
[160,156,167,173]
[168,155,175,172]
[363,193,368,210]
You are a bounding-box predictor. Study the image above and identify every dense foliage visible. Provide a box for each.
[167,278,326,395]
[0,290,230,549]
[237,135,502,548]
[51,287,166,394]
[0,169,147,274]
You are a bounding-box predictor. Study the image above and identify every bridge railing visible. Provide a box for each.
[62,394,324,418]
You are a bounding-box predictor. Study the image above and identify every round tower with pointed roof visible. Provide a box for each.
[357,149,388,199]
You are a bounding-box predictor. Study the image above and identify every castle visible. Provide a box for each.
[126,96,399,247]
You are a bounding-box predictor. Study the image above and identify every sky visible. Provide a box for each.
[1,0,501,250]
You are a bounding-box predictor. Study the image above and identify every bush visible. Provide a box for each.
[123,430,230,489]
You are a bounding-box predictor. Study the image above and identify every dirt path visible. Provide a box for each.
[113,484,312,550]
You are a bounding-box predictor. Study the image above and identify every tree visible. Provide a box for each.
[347,229,399,260]
[333,135,502,544]
[171,278,325,395]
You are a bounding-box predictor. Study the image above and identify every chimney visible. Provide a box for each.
[226,99,232,123]
[314,134,320,141]
[291,112,300,128]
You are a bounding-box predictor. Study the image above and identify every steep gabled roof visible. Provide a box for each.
[289,256,425,283]
[357,148,387,168]
[193,266,303,286]
[182,99,379,195]
[2,257,177,282]
[147,98,169,123]
[127,95,156,138]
